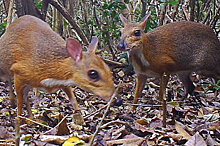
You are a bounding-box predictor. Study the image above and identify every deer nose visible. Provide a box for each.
[117,40,127,50]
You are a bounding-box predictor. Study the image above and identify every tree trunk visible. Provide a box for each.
[14,0,42,19]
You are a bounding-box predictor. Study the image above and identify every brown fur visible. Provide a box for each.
[118,15,220,109]
[0,15,114,116]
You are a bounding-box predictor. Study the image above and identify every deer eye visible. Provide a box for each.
[88,70,100,81]
[134,30,141,36]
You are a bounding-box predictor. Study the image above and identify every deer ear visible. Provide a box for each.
[66,38,82,62]
[139,13,151,30]
[88,36,98,53]
[119,14,129,26]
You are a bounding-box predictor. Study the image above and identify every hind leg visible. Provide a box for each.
[8,78,16,108]
[178,72,195,95]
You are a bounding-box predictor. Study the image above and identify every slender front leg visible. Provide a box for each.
[62,87,84,125]
[133,74,147,110]
[62,87,80,111]
[159,73,169,127]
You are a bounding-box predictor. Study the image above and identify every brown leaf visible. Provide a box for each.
[134,121,149,132]
[135,118,149,125]
[206,134,220,146]
[175,121,191,140]
[106,137,145,146]
[167,132,183,141]
[57,114,70,135]
[185,132,207,146]
[0,126,13,139]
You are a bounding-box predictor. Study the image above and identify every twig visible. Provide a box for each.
[6,0,14,30]
[100,120,129,129]
[43,114,69,135]
[18,116,53,129]
[15,117,20,146]
[103,58,125,67]
[0,143,15,146]
[0,139,15,146]
[84,105,108,120]
[211,7,220,29]
[123,103,162,107]
[202,6,212,24]
[89,81,122,146]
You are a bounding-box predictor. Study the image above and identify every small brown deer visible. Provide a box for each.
[117,14,220,112]
[0,15,115,126]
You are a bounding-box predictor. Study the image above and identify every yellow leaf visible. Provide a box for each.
[63,136,84,146]
[0,97,4,102]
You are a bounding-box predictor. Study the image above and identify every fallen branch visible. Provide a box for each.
[89,81,122,146]
[84,104,108,120]
[18,116,53,129]
[123,103,162,107]
[103,58,126,67]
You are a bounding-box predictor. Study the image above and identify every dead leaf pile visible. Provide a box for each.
[0,67,219,145]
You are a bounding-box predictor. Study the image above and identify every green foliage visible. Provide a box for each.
[145,10,159,32]
[24,136,31,143]
[90,1,126,47]
[34,0,43,10]
[201,80,220,92]
[165,0,179,5]
[212,80,220,91]
[0,22,7,37]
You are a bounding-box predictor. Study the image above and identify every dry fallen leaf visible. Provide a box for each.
[40,135,69,145]
[167,132,183,141]
[63,136,85,146]
[185,132,207,146]
[175,121,191,140]
[206,133,220,146]
[57,114,70,135]
[106,137,145,146]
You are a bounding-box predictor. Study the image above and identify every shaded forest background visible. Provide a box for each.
[0,0,219,61]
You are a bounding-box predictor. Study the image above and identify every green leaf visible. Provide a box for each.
[167,102,180,106]
[1,22,7,27]
[24,136,31,142]
[217,80,220,86]
[166,0,179,5]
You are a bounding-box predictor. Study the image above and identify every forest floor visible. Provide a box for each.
[0,61,220,145]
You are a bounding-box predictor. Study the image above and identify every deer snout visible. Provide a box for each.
[117,40,127,51]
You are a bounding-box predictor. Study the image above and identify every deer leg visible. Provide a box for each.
[8,78,16,108]
[62,87,84,125]
[23,87,33,118]
[159,73,169,127]
[133,74,147,110]
[178,72,195,95]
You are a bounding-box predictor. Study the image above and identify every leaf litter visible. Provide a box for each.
[0,66,219,145]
